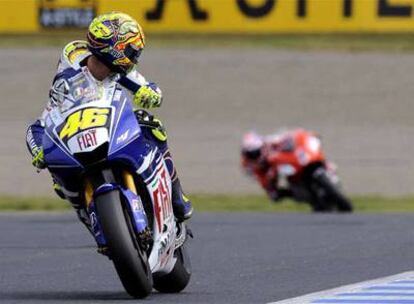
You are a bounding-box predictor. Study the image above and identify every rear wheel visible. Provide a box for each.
[153,244,192,293]
[311,169,353,213]
[95,190,153,298]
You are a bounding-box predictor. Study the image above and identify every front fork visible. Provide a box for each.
[84,170,150,249]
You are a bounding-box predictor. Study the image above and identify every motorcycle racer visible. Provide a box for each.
[26,12,193,230]
[241,129,353,212]
[241,131,292,202]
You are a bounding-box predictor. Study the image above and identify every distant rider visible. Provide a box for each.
[25,12,193,232]
[241,131,292,202]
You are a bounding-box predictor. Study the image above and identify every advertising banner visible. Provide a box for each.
[3,0,414,33]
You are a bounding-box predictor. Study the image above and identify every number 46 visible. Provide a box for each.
[59,107,110,140]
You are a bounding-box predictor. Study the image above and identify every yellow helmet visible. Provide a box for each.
[87,12,145,74]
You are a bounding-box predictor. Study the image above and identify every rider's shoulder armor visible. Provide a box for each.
[58,40,90,72]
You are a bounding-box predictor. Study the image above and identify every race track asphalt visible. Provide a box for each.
[1,212,414,304]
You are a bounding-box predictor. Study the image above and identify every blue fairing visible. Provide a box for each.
[107,89,153,171]
[43,87,153,172]
[108,89,141,155]
[43,131,81,168]
[42,77,158,248]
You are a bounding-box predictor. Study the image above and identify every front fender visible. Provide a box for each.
[90,184,149,246]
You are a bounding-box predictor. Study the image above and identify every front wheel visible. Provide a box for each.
[311,168,353,213]
[95,190,153,298]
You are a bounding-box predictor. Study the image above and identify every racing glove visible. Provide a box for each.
[134,85,162,109]
[31,147,46,169]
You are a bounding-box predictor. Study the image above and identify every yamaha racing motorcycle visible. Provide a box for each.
[42,72,191,298]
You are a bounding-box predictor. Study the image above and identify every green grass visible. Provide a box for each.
[192,194,414,213]
[0,196,72,211]
[0,194,413,213]
[4,33,414,52]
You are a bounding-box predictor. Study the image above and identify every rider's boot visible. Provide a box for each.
[171,178,193,222]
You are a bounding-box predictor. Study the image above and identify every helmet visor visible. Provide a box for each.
[243,149,261,161]
[124,43,143,64]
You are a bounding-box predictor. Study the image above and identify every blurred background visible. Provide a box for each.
[2,0,414,209]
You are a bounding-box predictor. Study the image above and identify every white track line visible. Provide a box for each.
[269,271,414,304]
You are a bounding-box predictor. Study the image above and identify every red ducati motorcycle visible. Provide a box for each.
[265,129,353,212]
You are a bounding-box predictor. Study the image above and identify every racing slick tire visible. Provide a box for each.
[95,190,153,298]
[153,244,192,293]
[312,169,353,213]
